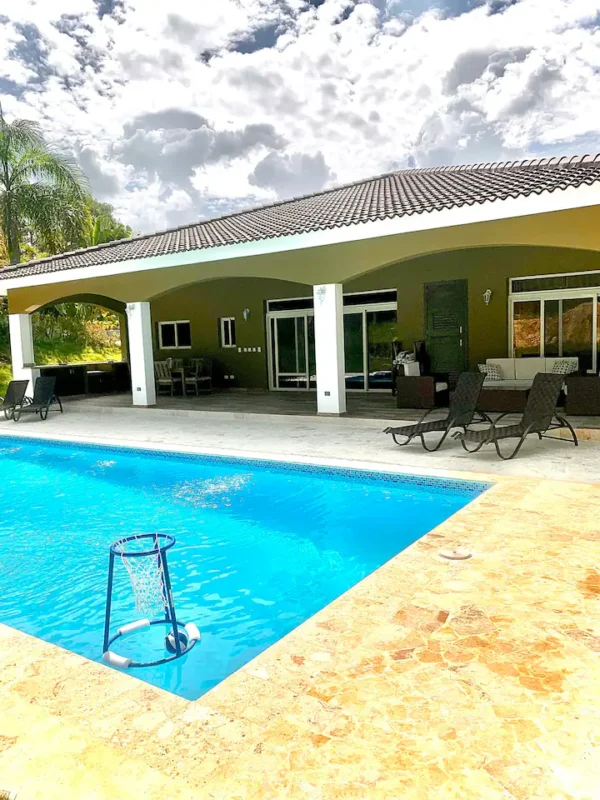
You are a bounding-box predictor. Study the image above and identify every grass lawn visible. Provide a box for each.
[0,341,122,396]
[0,362,11,398]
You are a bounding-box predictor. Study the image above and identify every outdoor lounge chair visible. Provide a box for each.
[454,372,578,460]
[0,380,29,420]
[383,372,489,452]
[12,377,60,422]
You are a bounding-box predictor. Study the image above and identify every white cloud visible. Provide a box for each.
[0,0,599,232]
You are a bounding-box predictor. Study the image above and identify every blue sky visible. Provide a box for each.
[1,0,599,232]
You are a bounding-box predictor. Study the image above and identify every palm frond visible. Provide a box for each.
[15,183,88,254]
[0,116,44,168]
[12,147,88,196]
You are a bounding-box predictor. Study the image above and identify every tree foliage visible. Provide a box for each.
[83,198,132,247]
[0,107,89,264]
[0,110,132,365]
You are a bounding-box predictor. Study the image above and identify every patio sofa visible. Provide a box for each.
[481,357,579,390]
[477,357,579,412]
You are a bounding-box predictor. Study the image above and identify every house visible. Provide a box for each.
[1,154,600,414]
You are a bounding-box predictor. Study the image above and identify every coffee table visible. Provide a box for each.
[478,387,529,413]
[565,375,600,415]
[395,375,449,409]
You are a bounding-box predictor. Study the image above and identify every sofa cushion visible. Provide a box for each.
[482,379,532,390]
[486,358,516,380]
[404,361,421,377]
[514,358,546,380]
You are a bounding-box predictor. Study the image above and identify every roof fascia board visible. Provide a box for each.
[1,182,598,294]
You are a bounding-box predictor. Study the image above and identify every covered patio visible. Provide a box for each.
[1,156,600,419]
[70,388,410,418]
[58,387,600,434]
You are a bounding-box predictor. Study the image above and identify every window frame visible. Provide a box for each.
[158,320,192,350]
[219,317,237,348]
[509,284,599,373]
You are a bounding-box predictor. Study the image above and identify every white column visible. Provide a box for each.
[313,283,346,415]
[126,302,156,407]
[9,314,40,395]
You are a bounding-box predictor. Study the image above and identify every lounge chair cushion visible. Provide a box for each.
[482,379,533,390]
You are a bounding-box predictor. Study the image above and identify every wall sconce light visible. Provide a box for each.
[242,308,251,322]
[483,288,493,306]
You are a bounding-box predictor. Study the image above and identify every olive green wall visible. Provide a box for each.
[346,245,600,369]
[152,277,311,388]
[151,246,600,387]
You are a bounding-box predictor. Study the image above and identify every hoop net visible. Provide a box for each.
[114,535,168,617]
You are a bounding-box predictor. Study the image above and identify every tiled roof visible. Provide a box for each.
[3,154,600,281]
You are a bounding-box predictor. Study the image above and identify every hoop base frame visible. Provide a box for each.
[103,618,200,669]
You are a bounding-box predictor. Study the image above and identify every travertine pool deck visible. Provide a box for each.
[0,411,599,799]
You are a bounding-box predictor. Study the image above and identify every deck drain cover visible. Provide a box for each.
[438,548,472,561]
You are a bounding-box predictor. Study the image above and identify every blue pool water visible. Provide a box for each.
[0,437,487,700]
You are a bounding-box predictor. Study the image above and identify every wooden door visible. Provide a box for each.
[424,280,468,378]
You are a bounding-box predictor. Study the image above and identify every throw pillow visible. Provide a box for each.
[393,351,415,366]
[551,359,578,376]
[478,363,503,381]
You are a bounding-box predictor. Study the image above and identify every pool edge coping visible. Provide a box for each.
[0,427,501,491]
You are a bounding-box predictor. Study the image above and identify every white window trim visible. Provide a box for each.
[510,269,600,294]
[158,320,192,350]
[220,317,237,348]
[266,287,397,313]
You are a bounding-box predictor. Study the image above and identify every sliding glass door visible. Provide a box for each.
[344,312,365,389]
[271,314,313,389]
[268,297,398,391]
[511,294,597,372]
[561,298,594,371]
[367,310,397,390]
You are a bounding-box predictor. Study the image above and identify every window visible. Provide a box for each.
[219,317,237,348]
[158,320,191,349]
[511,271,600,293]
[266,289,398,313]
[513,300,541,357]
[560,298,594,371]
[510,270,600,372]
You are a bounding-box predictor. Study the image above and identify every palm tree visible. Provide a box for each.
[0,106,88,265]
[82,198,132,248]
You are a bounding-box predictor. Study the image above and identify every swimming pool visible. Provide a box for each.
[0,436,488,700]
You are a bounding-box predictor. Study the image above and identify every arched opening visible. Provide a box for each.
[29,294,130,397]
